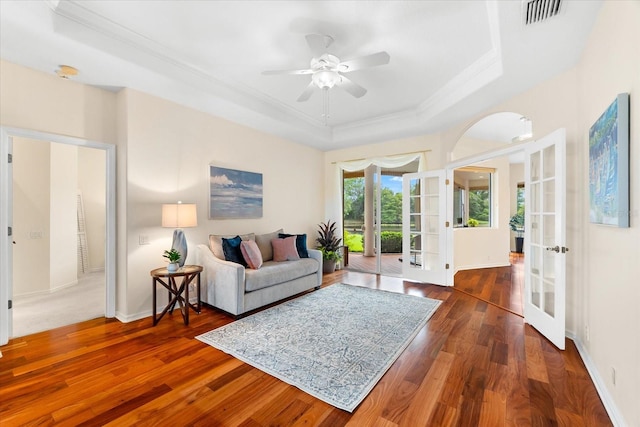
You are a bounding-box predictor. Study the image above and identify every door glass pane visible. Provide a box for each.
[530,152,540,181]
[531,276,541,308]
[543,214,555,247]
[425,177,438,194]
[544,279,555,317]
[410,196,420,213]
[531,214,541,245]
[544,180,555,212]
[410,178,421,196]
[425,254,439,270]
[410,214,421,231]
[543,145,555,179]
[426,216,438,233]
[531,182,540,213]
[426,195,438,215]
[531,246,541,276]
[543,251,555,282]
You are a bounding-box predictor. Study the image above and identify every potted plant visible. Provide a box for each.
[316,220,343,274]
[509,212,524,253]
[163,248,181,272]
[467,218,479,227]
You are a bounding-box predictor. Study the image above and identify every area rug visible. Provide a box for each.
[196,283,441,412]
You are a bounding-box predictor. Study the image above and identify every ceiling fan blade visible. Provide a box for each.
[297,82,315,102]
[305,34,333,57]
[336,75,367,98]
[262,68,313,76]
[338,51,390,72]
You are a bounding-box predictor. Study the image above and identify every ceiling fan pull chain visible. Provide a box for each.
[322,87,330,126]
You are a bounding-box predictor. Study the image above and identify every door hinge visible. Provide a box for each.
[8,153,12,163]
[8,226,12,237]
[8,300,12,309]
[445,263,450,269]
[445,179,450,185]
[445,221,450,227]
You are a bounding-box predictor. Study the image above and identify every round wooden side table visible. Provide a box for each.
[150,265,203,326]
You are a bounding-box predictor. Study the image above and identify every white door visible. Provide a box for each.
[402,170,448,285]
[0,132,13,345]
[524,128,567,350]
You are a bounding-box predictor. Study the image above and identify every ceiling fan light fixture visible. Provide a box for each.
[312,70,339,89]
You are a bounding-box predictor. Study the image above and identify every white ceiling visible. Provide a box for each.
[0,1,602,151]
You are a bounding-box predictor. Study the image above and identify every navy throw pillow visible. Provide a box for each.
[278,233,309,258]
[222,235,247,266]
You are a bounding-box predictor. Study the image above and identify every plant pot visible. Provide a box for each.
[167,262,179,272]
[322,259,336,274]
[515,237,524,253]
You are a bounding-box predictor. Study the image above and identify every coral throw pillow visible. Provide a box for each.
[240,240,263,270]
[271,236,300,262]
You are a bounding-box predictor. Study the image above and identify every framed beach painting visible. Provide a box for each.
[588,93,630,227]
[209,166,263,219]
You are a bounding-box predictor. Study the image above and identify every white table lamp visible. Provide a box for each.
[162,202,197,267]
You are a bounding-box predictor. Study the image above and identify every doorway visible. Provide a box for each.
[0,127,116,345]
[11,138,106,337]
[448,113,529,314]
[342,160,419,276]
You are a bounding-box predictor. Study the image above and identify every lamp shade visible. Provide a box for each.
[162,203,198,228]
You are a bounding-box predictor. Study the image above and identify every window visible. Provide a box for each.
[453,167,494,227]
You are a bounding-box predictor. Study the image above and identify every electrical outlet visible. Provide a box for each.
[139,235,150,245]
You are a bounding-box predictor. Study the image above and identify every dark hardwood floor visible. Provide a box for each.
[0,265,610,426]
[454,253,524,317]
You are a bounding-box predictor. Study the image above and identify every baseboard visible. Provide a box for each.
[14,280,79,298]
[567,332,626,426]
[454,262,510,273]
[116,310,151,323]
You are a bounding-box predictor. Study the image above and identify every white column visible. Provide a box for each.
[364,165,375,257]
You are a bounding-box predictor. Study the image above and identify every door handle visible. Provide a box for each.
[546,245,560,253]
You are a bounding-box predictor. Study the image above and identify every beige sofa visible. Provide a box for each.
[196,230,322,316]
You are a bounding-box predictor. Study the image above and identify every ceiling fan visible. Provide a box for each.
[262,34,390,102]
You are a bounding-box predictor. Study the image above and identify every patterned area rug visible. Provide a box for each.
[196,283,441,412]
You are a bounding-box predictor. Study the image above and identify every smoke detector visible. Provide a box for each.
[523,0,563,25]
[56,65,78,79]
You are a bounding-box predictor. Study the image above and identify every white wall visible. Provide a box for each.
[120,89,325,319]
[577,2,640,425]
[49,143,78,290]
[78,147,106,272]
[12,137,50,296]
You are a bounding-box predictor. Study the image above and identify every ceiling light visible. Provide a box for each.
[511,116,533,143]
[312,70,340,89]
[56,65,78,79]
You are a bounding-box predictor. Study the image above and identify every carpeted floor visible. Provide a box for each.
[12,271,105,338]
[197,283,441,412]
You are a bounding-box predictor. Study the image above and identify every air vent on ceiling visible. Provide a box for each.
[523,0,562,25]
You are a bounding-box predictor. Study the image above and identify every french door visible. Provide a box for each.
[402,170,449,285]
[524,128,566,350]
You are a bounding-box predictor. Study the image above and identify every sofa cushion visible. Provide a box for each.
[240,240,263,270]
[272,236,300,262]
[278,233,309,258]
[255,229,283,262]
[209,233,255,260]
[245,258,320,292]
[222,236,247,267]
